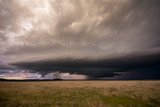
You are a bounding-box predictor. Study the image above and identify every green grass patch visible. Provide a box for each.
[102,96,153,107]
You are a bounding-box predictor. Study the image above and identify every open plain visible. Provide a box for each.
[0,81,160,107]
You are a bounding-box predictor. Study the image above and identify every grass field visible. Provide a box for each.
[0,81,160,107]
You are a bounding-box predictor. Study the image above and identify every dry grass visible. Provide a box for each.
[0,81,160,107]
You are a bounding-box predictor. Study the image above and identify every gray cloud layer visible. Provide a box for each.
[0,0,160,78]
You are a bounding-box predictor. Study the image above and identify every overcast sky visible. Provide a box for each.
[0,0,160,79]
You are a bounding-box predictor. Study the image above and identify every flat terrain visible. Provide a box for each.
[0,81,160,107]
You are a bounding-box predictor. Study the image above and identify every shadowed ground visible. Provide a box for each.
[0,81,160,107]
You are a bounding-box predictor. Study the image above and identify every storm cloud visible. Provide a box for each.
[0,0,160,79]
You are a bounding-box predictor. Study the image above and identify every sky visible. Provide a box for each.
[0,0,160,80]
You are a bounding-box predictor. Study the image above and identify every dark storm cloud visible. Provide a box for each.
[0,64,15,70]
[11,48,160,78]
[0,0,160,78]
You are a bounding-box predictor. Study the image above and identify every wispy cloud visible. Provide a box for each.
[0,70,87,80]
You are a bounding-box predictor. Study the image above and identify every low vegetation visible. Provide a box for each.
[0,81,160,107]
